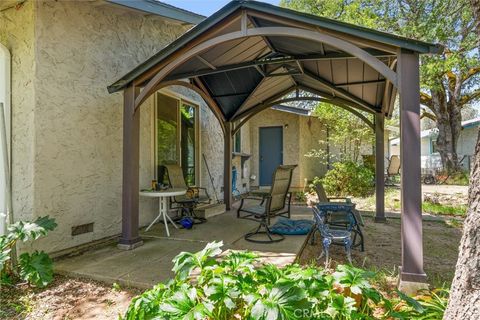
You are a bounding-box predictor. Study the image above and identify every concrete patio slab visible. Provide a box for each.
[55,206,311,289]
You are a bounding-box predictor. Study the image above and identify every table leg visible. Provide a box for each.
[161,197,170,237]
[145,209,162,232]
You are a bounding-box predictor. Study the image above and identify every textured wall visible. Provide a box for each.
[0,1,36,223]
[17,0,190,253]
[299,116,327,184]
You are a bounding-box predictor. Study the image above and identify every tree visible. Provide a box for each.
[281,0,480,173]
[443,2,480,318]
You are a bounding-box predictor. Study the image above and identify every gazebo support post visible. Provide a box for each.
[398,49,427,292]
[374,113,386,222]
[118,85,143,250]
[224,121,233,210]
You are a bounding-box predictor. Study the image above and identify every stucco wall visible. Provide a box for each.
[0,0,36,223]
[299,116,327,184]
[12,0,190,253]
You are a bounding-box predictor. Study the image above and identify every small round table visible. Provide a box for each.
[140,188,187,236]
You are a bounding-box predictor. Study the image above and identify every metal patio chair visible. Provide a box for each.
[162,164,211,221]
[312,204,352,266]
[314,183,364,251]
[237,165,296,243]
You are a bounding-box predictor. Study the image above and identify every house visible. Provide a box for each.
[389,117,480,171]
[0,0,386,255]
[0,0,207,253]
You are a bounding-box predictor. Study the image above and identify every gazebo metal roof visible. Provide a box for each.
[108,0,441,121]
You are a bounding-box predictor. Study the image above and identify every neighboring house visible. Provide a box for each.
[0,0,384,255]
[389,117,480,171]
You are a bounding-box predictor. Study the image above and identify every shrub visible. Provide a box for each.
[1,216,57,287]
[123,241,448,320]
[321,161,374,197]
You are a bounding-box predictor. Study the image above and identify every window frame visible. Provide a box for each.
[154,91,201,186]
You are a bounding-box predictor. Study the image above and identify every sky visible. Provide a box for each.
[161,0,280,17]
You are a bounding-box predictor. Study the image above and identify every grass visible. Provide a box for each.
[422,201,467,216]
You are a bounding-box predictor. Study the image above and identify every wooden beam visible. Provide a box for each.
[398,49,427,287]
[224,122,233,210]
[119,85,143,250]
[336,79,386,87]
[374,113,386,222]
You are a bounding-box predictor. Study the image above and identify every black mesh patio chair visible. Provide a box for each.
[162,164,211,222]
[237,165,296,243]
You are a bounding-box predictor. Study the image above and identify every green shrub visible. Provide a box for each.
[321,161,374,197]
[1,216,57,287]
[123,241,448,320]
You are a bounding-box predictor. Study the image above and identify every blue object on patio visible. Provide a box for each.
[179,216,194,229]
[232,166,240,196]
[312,203,353,265]
[270,217,314,235]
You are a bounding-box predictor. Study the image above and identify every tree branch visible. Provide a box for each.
[463,67,480,82]
[421,110,437,121]
[460,88,480,105]
[420,92,433,108]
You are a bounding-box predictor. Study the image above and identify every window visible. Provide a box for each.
[234,128,241,153]
[155,92,199,186]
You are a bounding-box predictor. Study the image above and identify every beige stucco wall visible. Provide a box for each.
[5,0,191,253]
[299,116,327,184]
[0,0,36,223]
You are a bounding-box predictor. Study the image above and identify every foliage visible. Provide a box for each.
[123,241,448,320]
[281,0,479,173]
[422,202,467,217]
[0,216,57,288]
[305,103,374,164]
[321,161,374,197]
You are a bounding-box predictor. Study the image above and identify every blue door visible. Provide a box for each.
[259,126,283,186]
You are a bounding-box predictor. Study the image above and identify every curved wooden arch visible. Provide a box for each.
[134,26,398,112]
[151,80,227,136]
[232,96,374,136]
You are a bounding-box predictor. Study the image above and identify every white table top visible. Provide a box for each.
[139,188,187,197]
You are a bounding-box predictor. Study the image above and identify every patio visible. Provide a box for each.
[54,204,311,289]
[105,0,443,289]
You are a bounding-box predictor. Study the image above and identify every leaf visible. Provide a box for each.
[19,251,54,287]
[397,290,426,314]
[7,216,57,242]
[172,241,223,280]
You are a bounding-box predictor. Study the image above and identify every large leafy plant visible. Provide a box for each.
[1,216,57,287]
[321,161,374,197]
[123,241,448,320]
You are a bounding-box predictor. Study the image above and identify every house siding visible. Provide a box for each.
[0,0,36,223]
[5,0,190,253]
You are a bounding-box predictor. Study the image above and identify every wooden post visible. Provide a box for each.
[398,49,427,290]
[118,85,143,250]
[374,113,386,222]
[224,121,233,210]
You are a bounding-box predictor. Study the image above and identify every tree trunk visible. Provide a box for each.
[443,128,480,319]
[431,89,462,173]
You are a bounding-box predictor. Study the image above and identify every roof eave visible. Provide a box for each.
[106,0,206,25]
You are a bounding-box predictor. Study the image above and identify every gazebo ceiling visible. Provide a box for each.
[108,0,442,121]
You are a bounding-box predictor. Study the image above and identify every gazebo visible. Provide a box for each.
[108,0,442,288]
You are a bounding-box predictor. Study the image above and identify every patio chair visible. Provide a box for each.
[237,165,296,243]
[385,155,401,184]
[314,183,364,251]
[162,164,211,221]
[312,204,352,266]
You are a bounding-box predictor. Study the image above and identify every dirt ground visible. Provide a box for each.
[298,216,463,287]
[0,275,141,320]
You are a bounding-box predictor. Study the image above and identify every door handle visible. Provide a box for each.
[260,156,264,161]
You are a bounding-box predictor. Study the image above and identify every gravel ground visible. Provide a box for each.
[0,275,141,320]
